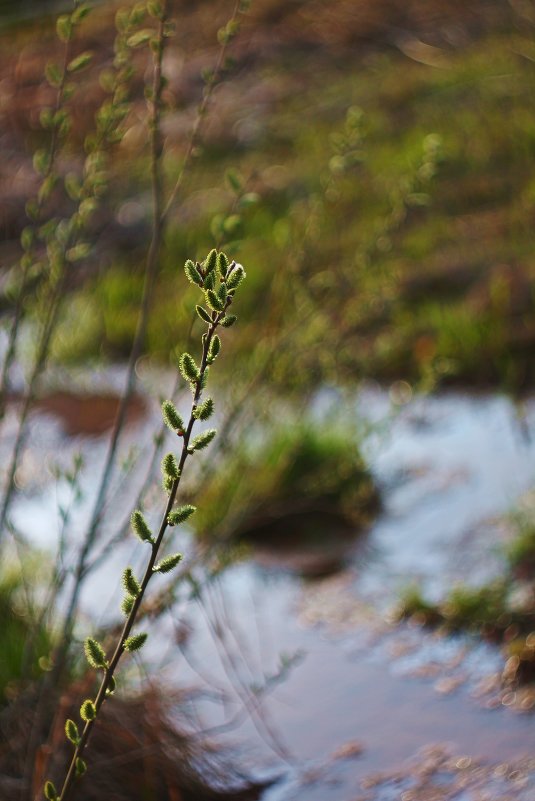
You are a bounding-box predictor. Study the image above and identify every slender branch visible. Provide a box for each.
[55,254,242,801]
[0,19,73,423]
[161,0,243,223]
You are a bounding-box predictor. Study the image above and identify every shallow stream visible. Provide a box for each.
[4,381,535,799]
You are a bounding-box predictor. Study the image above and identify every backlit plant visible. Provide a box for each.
[43,248,245,801]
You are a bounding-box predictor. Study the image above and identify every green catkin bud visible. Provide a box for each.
[75,758,87,776]
[184,259,203,286]
[122,567,141,597]
[124,632,147,652]
[217,251,229,279]
[204,271,216,291]
[167,504,196,525]
[193,397,214,420]
[161,453,179,481]
[204,248,218,274]
[217,283,227,304]
[80,699,96,722]
[121,595,135,616]
[154,553,182,573]
[227,265,246,289]
[206,289,225,312]
[161,400,184,433]
[44,780,58,800]
[220,314,237,328]
[130,510,153,543]
[65,719,80,745]
[178,352,200,383]
[196,305,213,324]
[163,475,174,495]
[207,336,221,363]
[84,637,107,669]
[190,429,217,452]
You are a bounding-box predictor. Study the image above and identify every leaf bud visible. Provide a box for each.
[207,336,221,363]
[227,265,246,290]
[167,504,196,525]
[206,289,225,312]
[75,758,87,776]
[178,352,200,383]
[154,553,183,573]
[84,637,107,669]
[203,248,218,274]
[161,400,184,433]
[65,719,80,745]
[204,270,216,291]
[44,780,58,801]
[80,699,96,722]
[217,251,230,279]
[121,594,135,616]
[123,567,141,597]
[124,632,148,652]
[130,510,153,543]
[193,397,214,420]
[190,429,217,452]
[196,305,213,324]
[161,453,179,481]
[184,259,203,286]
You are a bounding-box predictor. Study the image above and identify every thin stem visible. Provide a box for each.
[0,26,73,424]
[55,0,170,663]
[161,0,242,223]
[58,299,228,801]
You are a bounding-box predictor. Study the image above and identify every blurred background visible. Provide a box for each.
[2,1,535,800]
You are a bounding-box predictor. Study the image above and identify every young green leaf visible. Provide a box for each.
[130,510,154,543]
[154,553,182,573]
[126,29,153,48]
[65,719,80,745]
[167,504,196,526]
[67,51,93,73]
[190,429,217,452]
[84,637,107,669]
[75,758,87,776]
[124,632,148,652]
[193,397,214,420]
[44,780,58,801]
[161,400,184,433]
[122,567,141,597]
[196,305,213,324]
[56,15,72,42]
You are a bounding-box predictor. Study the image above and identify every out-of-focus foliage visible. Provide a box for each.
[2,0,535,393]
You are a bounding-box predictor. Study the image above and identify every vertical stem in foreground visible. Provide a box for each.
[46,251,246,801]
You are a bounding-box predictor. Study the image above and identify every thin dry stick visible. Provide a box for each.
[0,18,74,423]
[162,0,242,222]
